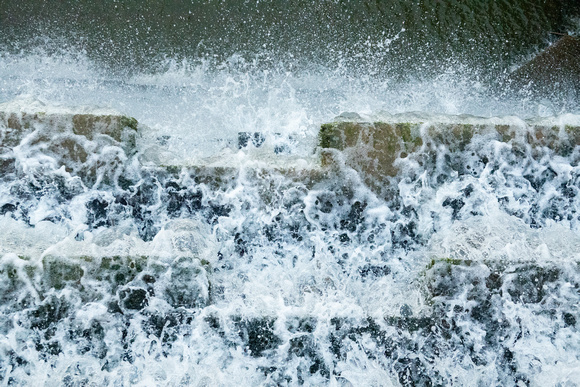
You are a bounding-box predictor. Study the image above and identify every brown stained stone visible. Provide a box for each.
[1,111,138,149]
[319,121,580,196]
[72,114,138,142]
[319,121,424,196]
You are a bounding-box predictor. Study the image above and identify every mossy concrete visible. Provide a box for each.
[422,257,579,305]
[161,164,331,193]
[319,121,424,195]
[1,110,140,181]
[318,120,580,196]
[0,110,139,150]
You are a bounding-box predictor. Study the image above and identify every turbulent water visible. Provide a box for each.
[1,1,580,386]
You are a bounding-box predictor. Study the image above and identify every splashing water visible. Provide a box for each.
[2,1,580,385]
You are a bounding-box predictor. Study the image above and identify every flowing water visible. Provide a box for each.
[1,1,580,386]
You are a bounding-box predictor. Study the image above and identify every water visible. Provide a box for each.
[1,1,580,386]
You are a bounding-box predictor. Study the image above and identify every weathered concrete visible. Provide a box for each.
[318,119,580,196]
[423,256,580,306]
[0,104,140,183]
[0,110,138,150]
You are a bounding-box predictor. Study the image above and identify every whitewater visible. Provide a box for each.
[1,2,580,385]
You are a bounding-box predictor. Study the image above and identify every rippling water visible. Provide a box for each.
[1,1,580,386]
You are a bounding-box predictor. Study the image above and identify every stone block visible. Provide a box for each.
[0,109,138,149]
[318,119,580,196]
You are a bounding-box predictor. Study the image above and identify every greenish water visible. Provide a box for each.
[2,0,579,78]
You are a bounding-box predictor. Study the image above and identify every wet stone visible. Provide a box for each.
[384,316,433,333]
[442,197,465,219]
[0,202,17,215]
[164,257,210,308]
[505,265,560,304]
[0,111,140,181]
[86,197,110,229]
[395,357,437,387]
[286,317,317,334]
[358,264,391,278]
[119,287,148,310]
[422,258,580,366]
[319,120,580,197]
[288,335,330,379]
[390,221,419,251]
[35,340,62,357]
[318,121,423,196]
[143,310,194,343]
[28,295,69,331]
[236,318,281,357]
[562,312,576,327]
[95,256,146,291]
[42,256,85,291]
[164,182,203,218]
[0,258,36,302]
[400,304,413,318]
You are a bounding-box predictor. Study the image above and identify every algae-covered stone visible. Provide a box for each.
[318,121,423,195]
[0,106,139,152]
[42,255,89,291]
[41,255,148,292]
[319,119,580,195]
[423,257,579,305]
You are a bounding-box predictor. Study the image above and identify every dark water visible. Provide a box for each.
[2,0,580,79]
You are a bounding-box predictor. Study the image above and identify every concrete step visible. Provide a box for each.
[318,114,580,197]
[0,101,138,150]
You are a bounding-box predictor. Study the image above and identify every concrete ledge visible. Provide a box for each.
[423,257,580,306]
[0,102,140,183]
[318,119,580,195]
[0,107,138,150]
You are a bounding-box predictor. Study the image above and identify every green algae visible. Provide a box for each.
[425,257,473,271]
[422,256,580,307]
[318,120,580,197]
[1,111,139,147]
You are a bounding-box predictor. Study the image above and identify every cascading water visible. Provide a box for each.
[1,1,580,386]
